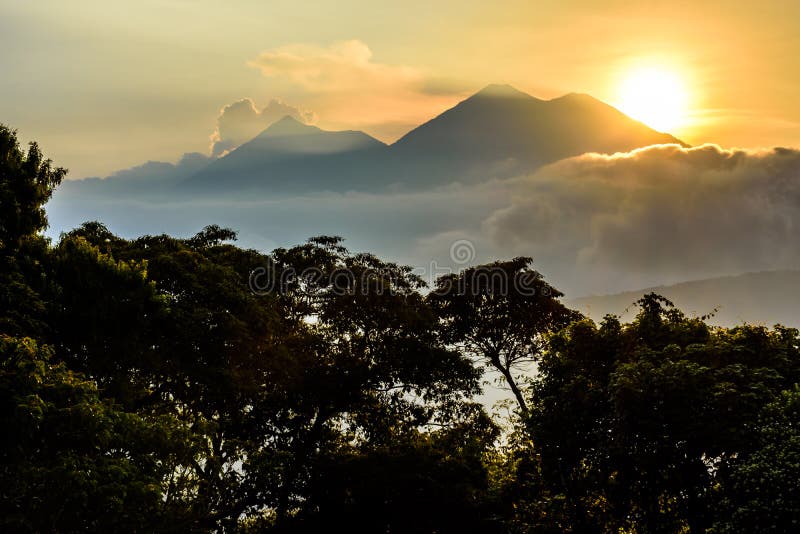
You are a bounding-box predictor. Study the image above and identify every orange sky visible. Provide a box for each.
[1,0,798,177]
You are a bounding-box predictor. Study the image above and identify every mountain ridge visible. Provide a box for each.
[381,83,684,187]
[567,270,800,328]
[184,116,387,193]
[60,83,687,197]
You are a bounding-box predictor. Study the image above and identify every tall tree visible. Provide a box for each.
[262,237,492,530]
[429,257,578,413]
[0,124,65,337]
[59,229,492,530]
[524,294,800,532]
[712,386,800,533]
[0,124,65,256]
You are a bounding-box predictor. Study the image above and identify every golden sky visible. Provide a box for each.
[1,0,798,177]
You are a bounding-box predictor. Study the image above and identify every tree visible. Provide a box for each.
[0,124,65,256]
[1,124,496,530]
[66,223,287,529]
[0,124,65,337]
[429,257,578,413]
[0,335,191,532]
[7,122,799,532]
[57,229,492,530]
[290,415,501,534]
[0,128,196,530]
[712,387,800,533]
[46,234,166,408]
[524,294,800,532]
[261,237,492,529]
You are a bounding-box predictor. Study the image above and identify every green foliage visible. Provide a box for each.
[712,387,800,533]
[0,125,64,337]
[2,126,798,532]
[49,227,491,529]
[47,235,165,406]
[522,294,800,532]
[0,335,190,532]
[0,124,65,254]
[429,257,579,413]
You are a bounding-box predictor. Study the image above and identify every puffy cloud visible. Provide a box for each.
[247,40,464,139]
[209,98,316,157]
[485,144,800,292]
[248,40,418,93]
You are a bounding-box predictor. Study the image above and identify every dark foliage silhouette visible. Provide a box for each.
[1,125,798,532]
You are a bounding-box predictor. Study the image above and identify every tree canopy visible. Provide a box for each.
[1,124,798,532]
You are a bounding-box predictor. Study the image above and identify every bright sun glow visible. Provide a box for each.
[617,68,688,133]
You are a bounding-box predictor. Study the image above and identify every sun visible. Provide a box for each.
[617,67,688,133]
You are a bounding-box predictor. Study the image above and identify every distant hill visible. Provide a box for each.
[57,152,211,200]
[568,271,800,328]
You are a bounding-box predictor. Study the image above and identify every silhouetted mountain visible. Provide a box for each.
[182,116,387,195]
[568,271,800,328]
[388,84,684,186]
[59,152,211,199]
[177,84,685,195]
[53,84,690,200]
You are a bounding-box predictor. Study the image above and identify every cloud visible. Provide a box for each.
[485,144,800,292]
[48,177,513,289]
[50,131,800,297]
[248,40,418,93]
[209,98,316,157]
[247,40,464,139]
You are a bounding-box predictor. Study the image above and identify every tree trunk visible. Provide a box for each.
[496,362,528,414]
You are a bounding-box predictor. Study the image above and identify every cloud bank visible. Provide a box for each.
[48,142,800,297]
[209,98,316,156]
[485,144,800,292]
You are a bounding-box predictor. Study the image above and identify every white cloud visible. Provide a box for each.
[209,98,316,156]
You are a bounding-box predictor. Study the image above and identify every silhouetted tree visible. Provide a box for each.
[712,386,800,533]
[0,124,65,337]
[261,237,492,529]
[0,128,193,531]
[523,294,800,532]
[0,124,65,255]
[3,124,799,532]
[429,257,578,413]
[0,336,192,532]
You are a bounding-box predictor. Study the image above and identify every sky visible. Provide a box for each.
[2,0,800,178]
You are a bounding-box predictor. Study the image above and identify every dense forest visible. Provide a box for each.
[2,124,799,532]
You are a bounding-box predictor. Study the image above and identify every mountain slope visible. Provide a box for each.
[567,271,800,328]
[58,152,211,200]
[183,116,388,194]
[82,84,687,197]
[388,84,685,186]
